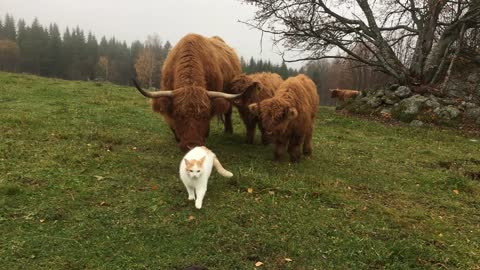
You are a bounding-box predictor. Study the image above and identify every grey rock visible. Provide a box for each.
[367,97,382,108]
[374,89,385,98]
[441,98,457,105]
[391,95,428,122]
[425,96,441,109]
[384,98,397,105]
[380,107,392,115]
[394,86,412,98]
[389,84,400,91]
[410,120,424,127]
[466,107,480,120]
[467,73,480,83]
[464,102,478,109]
[434,105,461,120]
[400,95,428,115]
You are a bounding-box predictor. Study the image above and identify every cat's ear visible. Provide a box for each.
[197,156,206,166]
[248,103,259,116]
[184,159,191,167]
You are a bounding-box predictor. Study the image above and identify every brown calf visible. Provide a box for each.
[229,72,283,144]
[249,74,319,162]
[329,89,360,102]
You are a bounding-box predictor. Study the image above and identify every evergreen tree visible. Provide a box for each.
[3,14,16,41]
[85,32,98,79]
[46,23,62,77]
[0,18,4,39]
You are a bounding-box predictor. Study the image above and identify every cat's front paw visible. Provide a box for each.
[195,201,203,209]
[188,195,195,201]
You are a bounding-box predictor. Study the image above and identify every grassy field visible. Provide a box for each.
[1,72,479,269]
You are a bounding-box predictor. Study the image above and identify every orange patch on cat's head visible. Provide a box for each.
[184,156,206,170]
[197,156,206,166]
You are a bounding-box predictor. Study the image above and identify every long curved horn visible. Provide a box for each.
[132,79,173,98]
[207,91,245,99]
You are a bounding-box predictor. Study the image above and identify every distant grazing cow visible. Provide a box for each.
[133,34,243,151]
[228,72,283,144]
[249,74,319,162]
[329,89,360,102]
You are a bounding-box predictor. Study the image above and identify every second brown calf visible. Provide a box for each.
[229,72,283,144]
[249,74,319,162]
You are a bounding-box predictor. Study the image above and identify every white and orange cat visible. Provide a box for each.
[179,146,233,209]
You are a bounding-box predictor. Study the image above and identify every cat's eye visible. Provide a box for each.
[189,170,193,173]
[196,170,200,173]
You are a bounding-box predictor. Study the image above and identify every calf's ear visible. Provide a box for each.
[286,108,298,120]
[248,103,259,115]
[211,98,231,115]
[247,81,260,92]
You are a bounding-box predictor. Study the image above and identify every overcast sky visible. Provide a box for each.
[1,0,305,69]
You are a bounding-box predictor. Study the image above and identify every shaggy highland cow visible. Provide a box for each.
[249,74,319,162]
[133,34,243,151]
[228,72,283,144]
[329,89,360,102]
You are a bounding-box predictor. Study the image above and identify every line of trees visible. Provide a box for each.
[0,14,172,85]
[0,14,301,88]
[241,56,298,78]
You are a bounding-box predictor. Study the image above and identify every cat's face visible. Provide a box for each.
[184,157,206,178]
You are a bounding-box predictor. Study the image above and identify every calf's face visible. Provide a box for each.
[249,100,298,137]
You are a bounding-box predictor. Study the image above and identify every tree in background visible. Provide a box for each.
[134,34,170,88]
[2,14,16,41]
[242,0,480,88]
[0,39,19,71]
[134,47,156,88]
[97,56,109,81]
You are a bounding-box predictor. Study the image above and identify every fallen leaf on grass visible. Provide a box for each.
[347,186,352,190]
[247,187,253,193]
[255,261,264,267]
[284,258,293,262]
[94,175,105,180]
[268,191,275,195]
[188,215,195,221]
[39,219,45,223]
[152,184,158,191]
[99,201,107,206]
[453,189,459,194]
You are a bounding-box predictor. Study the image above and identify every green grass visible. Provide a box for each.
[1,71,479,269]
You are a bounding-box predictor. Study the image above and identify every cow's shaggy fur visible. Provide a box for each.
[229,72,283,144]
[150,34,242,151]
[330,89,360,102]
[249,74,319,162]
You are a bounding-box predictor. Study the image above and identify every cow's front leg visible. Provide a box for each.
[224,106,233,134]
[288,134,303,162]
[170,127,180,142]
[245,120,256,144]
[274,138,287,161]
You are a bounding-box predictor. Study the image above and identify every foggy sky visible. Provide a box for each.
[0,0,305,69]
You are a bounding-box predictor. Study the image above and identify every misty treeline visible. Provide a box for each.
[0,14,300,88]
[243,0,480,92]
[0,14,172,85]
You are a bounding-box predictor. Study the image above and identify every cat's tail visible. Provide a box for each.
[213,158,233,178]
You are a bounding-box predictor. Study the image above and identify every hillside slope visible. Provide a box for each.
[1,72,479,269]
